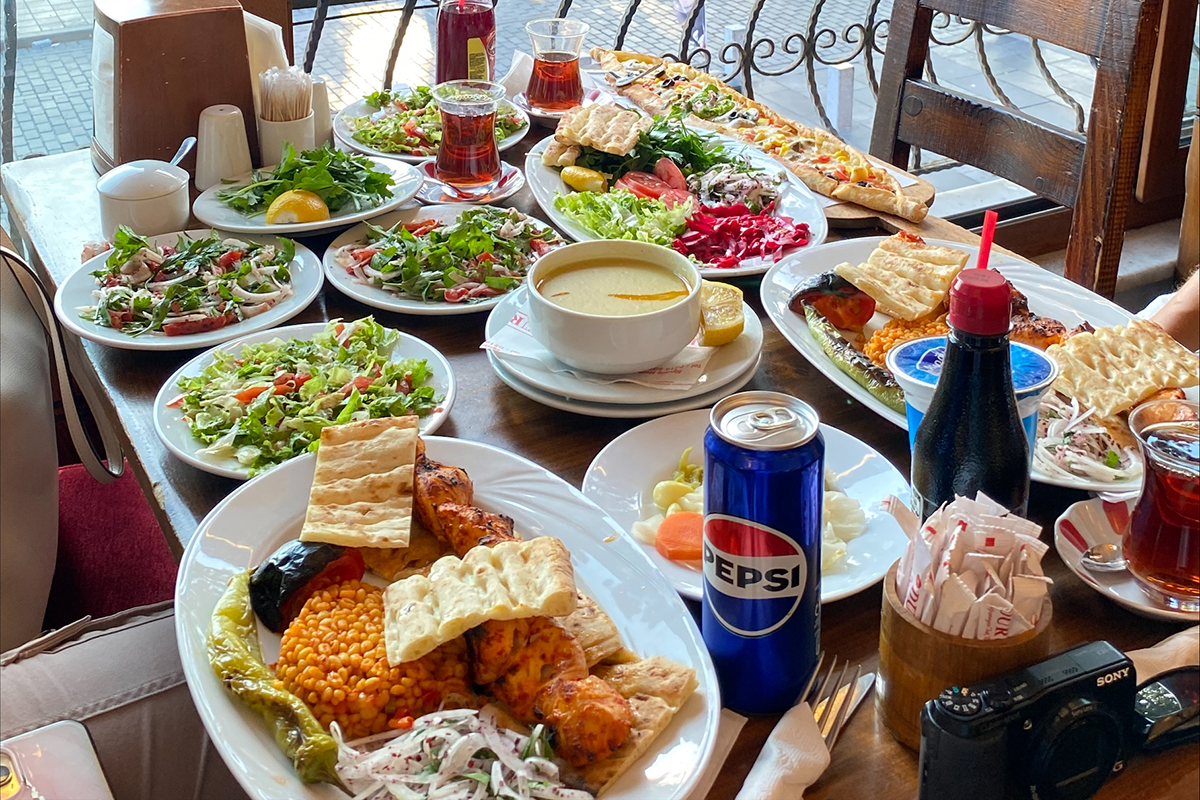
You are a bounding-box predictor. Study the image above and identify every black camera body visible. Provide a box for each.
[918,641,1137,800]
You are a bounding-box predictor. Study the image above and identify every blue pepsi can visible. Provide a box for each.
[703,391,824,715]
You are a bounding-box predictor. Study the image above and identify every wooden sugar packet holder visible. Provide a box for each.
[877,561,1053,751]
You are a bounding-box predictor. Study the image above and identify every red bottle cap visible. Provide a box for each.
[948,269,1011,335]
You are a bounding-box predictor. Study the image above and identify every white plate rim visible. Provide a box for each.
[192,157,424,235]
[524,132,829,278]
[334,96,531,163]
[760,237,1140,493]
[321,204,563,316]
[1054,497,1199,623]
[175,438,721,800]
[153,321,456,478]
[581,409,911,601]
[53,230,324,351]
[483,289,764,404]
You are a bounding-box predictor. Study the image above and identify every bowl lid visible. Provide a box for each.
[97,159,189,200]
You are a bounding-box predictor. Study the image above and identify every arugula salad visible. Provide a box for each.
[81,227,296,337]
[349,87,528,156]
[173,318,442,472]
[333,207,562,304]
[216,143,395,216]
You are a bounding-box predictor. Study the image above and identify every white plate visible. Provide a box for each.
[334,96,530,162]
[525,132,828,278]
[484,289,763,404]
[192,158,424,235]
[323,204,563,316]
[582,409,911,602]
[512,88,612,125]
[760,238,1139,492]
[1055,497,1199,622]
[153,322,455,478]
[490,350,761,419]
[175,439,720,800]
[53,230,323,351]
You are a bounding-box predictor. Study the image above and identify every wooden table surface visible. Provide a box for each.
[3,144,1196,800]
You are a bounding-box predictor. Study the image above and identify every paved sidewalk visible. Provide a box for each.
[15,0,92,42]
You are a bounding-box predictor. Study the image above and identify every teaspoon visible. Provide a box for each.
[1080,542,1127,573]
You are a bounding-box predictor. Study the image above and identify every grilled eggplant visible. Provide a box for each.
[788,271,876,331]
[801,301,906,414]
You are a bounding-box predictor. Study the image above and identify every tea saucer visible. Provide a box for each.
[511,89,611,126]
[1054,498,1199,622]
[483,289,764,405]
[416,161,525,204]
[489,350,762,419]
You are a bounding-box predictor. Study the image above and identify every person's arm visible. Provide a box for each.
[1151,270,1200,351]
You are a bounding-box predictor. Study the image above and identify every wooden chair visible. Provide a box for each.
[870,0,1165,298]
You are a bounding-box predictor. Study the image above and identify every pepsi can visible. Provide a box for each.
[702,391,824,714]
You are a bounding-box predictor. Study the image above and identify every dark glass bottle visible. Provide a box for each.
[911,269,1030,518]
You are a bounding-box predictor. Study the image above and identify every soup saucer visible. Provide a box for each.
[482,289,764,405]
[416,162,525,204]
[1054,497,1199,623]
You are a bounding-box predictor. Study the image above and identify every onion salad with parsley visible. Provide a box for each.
[333,207,562,304]
[332,707,594,800]
[171,318,442,473]
[350,87,528,156]
[1035,393,1142,483]
[81,226,296,337]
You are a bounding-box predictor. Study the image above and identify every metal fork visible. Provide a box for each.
[606,63,663,88]
[798,652,865,752]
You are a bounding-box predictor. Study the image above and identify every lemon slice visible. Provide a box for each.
[700,281,744,347]
[264,189,330,224]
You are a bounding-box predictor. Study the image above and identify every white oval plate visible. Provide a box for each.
[175,439,720,800]
[154,322,455,478]
[334,96,530,162]
[489,351,761,419]
[760,237,1140,493]
[484,288,763,404]
[582,409,911,602]
[1055,497,1198,622]
[53,230,323,351]
[323,204,563,316]
[525,132,828,278]
[192,157,424,235]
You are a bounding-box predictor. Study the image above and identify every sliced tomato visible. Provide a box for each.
[163,315,230,336]
[107,309,133,329]
[217,250,244,270]
[443,286,470,303]
[614,172,671,200]
[234,385,271,403]
[653,157,688,191]
[350,247,379,262]
[165,393,185,408]
[339,375,375,394]
[659,188,694,210]
[404,119,420,137]
[403,219,440,236]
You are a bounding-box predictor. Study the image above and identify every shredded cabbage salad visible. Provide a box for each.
[553,189,692,246]
[351,87,527,156]
[173,318,441,473]
[332,707,594,800]
[1035,393,1142,483]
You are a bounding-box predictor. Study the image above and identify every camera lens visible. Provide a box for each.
[1025,698,1123,800]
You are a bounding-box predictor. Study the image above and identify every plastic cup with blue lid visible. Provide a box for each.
[886,335,1059,461]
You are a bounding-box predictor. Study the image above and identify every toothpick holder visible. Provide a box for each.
[257,112,315,167]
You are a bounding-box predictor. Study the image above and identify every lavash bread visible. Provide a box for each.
[834,235,968,321]
[559,593,625,667]
[553,105,650,155]
[383,537,578,665]
[299,416,419,548]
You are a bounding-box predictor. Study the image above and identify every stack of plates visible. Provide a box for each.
[484,291,764,418]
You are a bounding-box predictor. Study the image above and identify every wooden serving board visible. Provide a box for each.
[824,155,937,230]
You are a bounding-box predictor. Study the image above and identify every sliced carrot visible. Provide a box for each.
[655,512,704,562]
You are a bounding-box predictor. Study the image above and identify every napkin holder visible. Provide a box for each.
[876,561,1053,750]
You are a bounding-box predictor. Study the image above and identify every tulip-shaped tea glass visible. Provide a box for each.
[525,19,589,113]
[1123,398,1199,612]
[432,80,505,195]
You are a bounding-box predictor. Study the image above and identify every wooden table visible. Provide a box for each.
[3,145,1196,800]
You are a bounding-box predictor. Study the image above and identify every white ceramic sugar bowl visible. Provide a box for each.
[97,160,191,239]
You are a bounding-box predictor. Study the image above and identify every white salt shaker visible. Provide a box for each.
[311,77,333,147]
[196,104,253,192]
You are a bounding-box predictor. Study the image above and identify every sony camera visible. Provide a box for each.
[918,641,1136,800]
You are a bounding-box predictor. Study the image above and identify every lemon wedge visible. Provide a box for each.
[264,190,330,224]
[700,281,744,347]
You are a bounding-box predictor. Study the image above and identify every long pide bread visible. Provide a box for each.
[383,537,578,665]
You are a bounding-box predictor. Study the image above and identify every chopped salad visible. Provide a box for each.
[350,87,528,156]
[81,226,296,337]
[172,318,442,473]
[1035,393,1142,483]
[333,207,563,304]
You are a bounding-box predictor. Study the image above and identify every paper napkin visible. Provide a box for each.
[499,51,534,100]
[686,709,748,800]
[734,702,830,800]
[481,307,716,390]
[1128,626,1200,682]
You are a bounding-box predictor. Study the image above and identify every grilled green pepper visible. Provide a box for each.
[208,570,344,788]
[801,301,906,414]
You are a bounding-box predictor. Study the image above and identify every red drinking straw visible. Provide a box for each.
[976,209,998,270]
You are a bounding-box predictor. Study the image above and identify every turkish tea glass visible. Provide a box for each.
[525,19,589,113]
[1123,398,1200,612]
[432,80,505,194]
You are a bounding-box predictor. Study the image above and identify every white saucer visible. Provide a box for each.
[483,290,763,405]
[490,351,761,419]
[582,409,911,602]
[511,89,611,125]
[417,161,525,204]
[1054,497,1199,622]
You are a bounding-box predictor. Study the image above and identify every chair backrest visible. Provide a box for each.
[870,0,1164,298]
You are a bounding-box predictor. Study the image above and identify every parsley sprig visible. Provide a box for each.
[216,142,395,216]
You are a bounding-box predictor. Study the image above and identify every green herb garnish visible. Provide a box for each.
[216,142,394,216]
